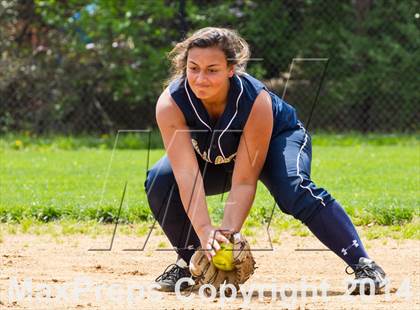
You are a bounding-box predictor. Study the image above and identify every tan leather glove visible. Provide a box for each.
[189,232,256,293]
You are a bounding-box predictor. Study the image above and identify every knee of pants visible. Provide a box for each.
[144,167,177,219]
[275,177,327,224]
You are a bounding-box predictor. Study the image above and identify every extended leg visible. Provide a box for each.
[260,127,368,267]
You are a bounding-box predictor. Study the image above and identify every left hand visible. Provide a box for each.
[189,231,256,293]
[197,225,232,261]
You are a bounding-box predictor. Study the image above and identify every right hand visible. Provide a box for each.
[197,225,233,261]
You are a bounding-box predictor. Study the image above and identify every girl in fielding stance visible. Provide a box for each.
[144,27,386,294]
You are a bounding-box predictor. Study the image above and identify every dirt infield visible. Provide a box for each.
[0,231,419,309]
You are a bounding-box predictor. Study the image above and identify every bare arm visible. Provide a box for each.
[156,89,229,259]
[221,90,273,232]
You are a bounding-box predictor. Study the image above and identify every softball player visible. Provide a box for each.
[145,27,386,293]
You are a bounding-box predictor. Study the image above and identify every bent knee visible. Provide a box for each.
[144,167,176,209]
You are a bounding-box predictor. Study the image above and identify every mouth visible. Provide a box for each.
[194,85,210,94]
[194,88,209,98]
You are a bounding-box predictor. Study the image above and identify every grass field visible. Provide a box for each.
[0,133,419,240]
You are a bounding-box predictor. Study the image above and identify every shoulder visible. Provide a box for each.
[249,89,272,121]
[242,88,273,141]
[235,73,271,110]
[254,89,272,109]
[156,87,185,127]
[167,76,187,102]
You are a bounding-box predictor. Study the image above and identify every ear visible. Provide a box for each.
[228,65,235,77]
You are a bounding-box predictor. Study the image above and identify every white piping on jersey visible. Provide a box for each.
[184,78,212,132]
[184,78,214,162]
[218,74,243,159]
[184,75,243,162]
[296,123,326,207]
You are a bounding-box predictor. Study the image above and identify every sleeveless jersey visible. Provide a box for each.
[169,73,299,165]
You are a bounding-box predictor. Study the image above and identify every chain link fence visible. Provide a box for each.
[1,1,419,134]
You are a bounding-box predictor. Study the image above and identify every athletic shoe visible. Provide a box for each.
[155,263,195,292]
[346,257,387,295]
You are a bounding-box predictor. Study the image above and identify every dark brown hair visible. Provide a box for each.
[166,27,250,85]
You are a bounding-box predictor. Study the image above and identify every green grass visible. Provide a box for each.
[0,131,164,151]
[0,133,419,239]
[1,131,418,151]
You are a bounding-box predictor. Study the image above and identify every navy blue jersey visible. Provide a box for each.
[169,73,299,165]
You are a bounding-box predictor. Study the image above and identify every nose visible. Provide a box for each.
[195,71,208,85]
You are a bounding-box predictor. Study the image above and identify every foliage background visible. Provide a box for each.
[1,0,419,134]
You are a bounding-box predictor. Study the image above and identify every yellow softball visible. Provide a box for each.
[212,242,234,271]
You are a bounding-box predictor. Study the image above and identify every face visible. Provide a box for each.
[186,46,233,101]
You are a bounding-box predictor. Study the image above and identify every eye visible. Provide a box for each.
[209,69,219,73]
[188,66,198,71]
